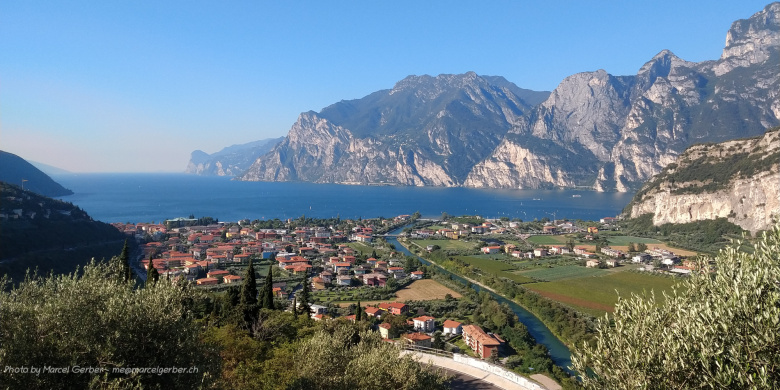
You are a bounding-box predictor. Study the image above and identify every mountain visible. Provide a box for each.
[625,127,779,234]
[0,151,74,197]
[0,182,126,282]
[469,2,780,191]
[29,161,71,176]
[241,72,545,185]
[185,137,284,176]
[239,3,779,190]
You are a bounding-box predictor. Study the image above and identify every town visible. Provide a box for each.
[109,212,693,364]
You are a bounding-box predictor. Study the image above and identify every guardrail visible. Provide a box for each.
[402,347,548,390]
[401,344,454,358]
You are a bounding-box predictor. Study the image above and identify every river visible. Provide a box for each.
[385,225,574,373]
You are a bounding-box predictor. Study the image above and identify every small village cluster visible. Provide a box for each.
[111,215,411,287]
[462,217,690,273]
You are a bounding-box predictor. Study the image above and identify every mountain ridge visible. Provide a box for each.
[0,151,74,197]
[185,137,284,176]
[625,127,780,233]
[237,3,779,191]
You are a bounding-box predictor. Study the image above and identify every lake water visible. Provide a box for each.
[53,173,635,223]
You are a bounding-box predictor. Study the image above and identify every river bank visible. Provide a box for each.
[400,238,578,351]
[385,227,574,374]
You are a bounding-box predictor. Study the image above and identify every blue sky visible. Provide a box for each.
[1,1,773,172]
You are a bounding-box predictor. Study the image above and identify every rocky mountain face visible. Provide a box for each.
[186,137,283,176]
[242,73,540,185]
[240,3,780,191]
[626,128,779,234]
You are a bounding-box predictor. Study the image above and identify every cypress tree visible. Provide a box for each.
[292,297,298,318]
[261,266,274,310]
[355,301,362,321]
[298,276,311,318]
[239,260,258,329]
[145,255,159,287]
[150,265,159,285]
[119,239,131,282]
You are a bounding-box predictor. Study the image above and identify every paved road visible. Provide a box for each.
[406,351,544,390]
[437,367,502,390]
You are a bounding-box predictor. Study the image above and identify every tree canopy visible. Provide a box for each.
[0,259,215,389]
[572,225,780,389]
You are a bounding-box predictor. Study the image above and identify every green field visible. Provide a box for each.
[525,271,678,317]
[426,225,448,231]
[606,236,663,246]
[346,242,375,256]
[454,256,534,283]
[526,235,567,245]
[519,265,608,281]
[412,239,476,252]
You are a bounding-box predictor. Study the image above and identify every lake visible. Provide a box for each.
[54,173,635,224]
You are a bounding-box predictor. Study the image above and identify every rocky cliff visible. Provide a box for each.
[186,137,283,176]
[241,72,540,185]
[239,3,780,191]
[627,128,780,234]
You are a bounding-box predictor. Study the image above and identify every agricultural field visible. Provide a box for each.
[527,235,568,245]
[574,242,698,257]
[454,256,535,284]
[412,239,476,252]
[395,279,462,301]
[322,279,462,307]
[336,300,393,308]
[606,235,663,246]
[346,242,378,256]
[524,271,679,317]
[518,265,608,281]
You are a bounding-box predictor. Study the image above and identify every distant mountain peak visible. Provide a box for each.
[238,4,778,192]
[185,137,284,177]
[715,2,780,75]
[390,72,486,95]
[637,50,694,79]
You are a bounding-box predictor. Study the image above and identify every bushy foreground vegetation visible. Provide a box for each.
[0,258,448,389]
[572,225,780,389]
[0,260,215,389]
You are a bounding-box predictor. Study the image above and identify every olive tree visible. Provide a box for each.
[0,259,216,389]
[291,323,449,390]
[572,226,780,389]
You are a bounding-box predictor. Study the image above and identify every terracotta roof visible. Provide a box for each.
[379,322,391,329]
[365,307,384,315]
[462,324,501,346]
[403,332,431,341]
[413,316,436,322]
[442,320,462,328]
